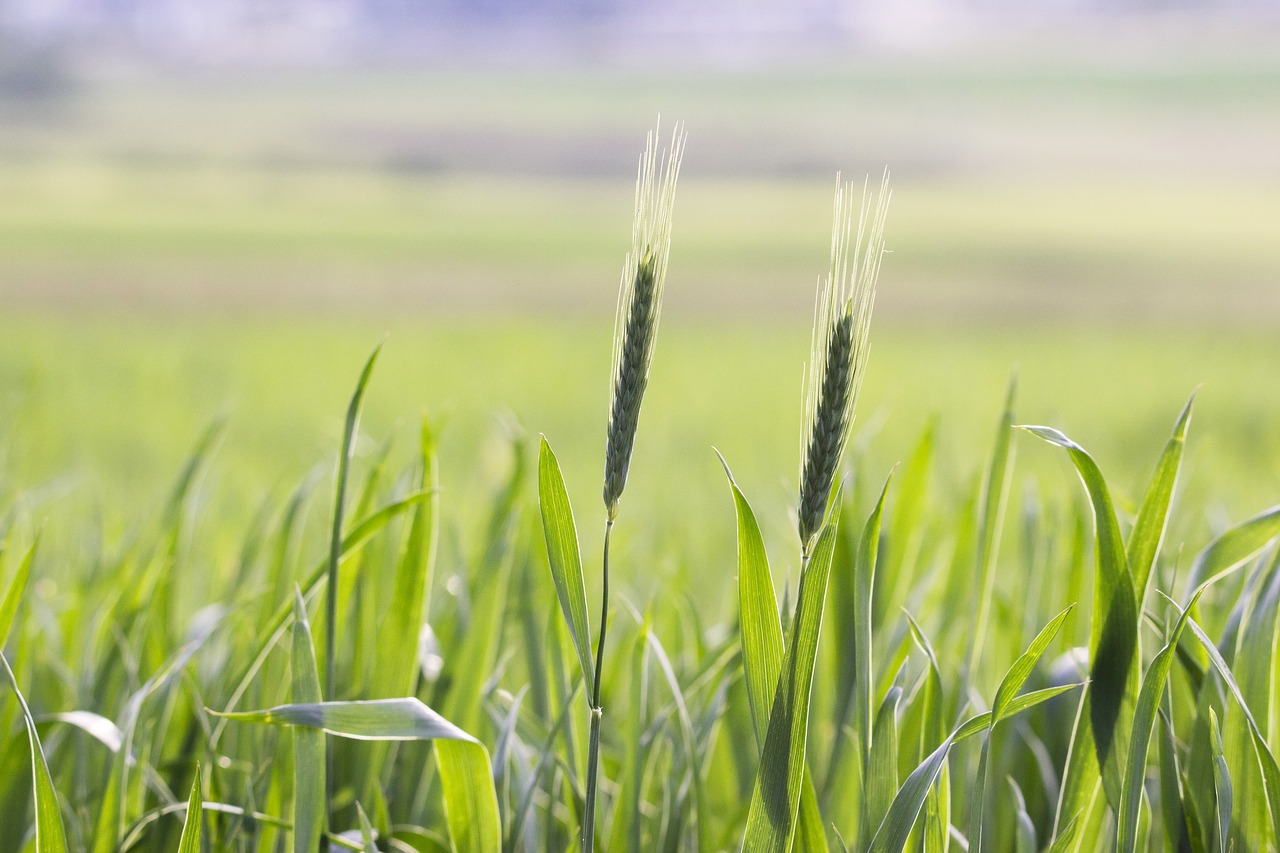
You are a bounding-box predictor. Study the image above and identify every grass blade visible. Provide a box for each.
[0,536,37,650]
[992,604,1076,724]
[291,589,326,853]
[356,802,378,853]
[1021,424,1138,810]
[971,605,1074,852]
[1117,588,1208,853]
[1208,708,1231,853]
[215,697,479,741]
[742,509,841,853]
[1185,617,1280,843]
[720,455,828,852]
[327,339,383,703]
[866,734,955,853]
[967,375,1017,682]
[1184,504,1280,599]
[1,652,69,853]
[1127,395,1194,607]
[435,739,503,853]
[538,436,594,697]
[176,766,203,853]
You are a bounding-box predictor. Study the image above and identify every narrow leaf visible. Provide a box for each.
[0,537,37,650]
[291,589,326,853]
[1127,395,1193,606]
[537,436,594,695]
[436,739,503,853]
[176,767,203,853]
[721,455,828,851]
[1021,424,1138,810]
[742,509,842,852]
[2,652,69,853]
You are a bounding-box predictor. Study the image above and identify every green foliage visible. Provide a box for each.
[0,334,1278,853]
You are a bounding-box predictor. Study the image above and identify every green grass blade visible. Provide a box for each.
[742,510,841,853]
[176,765,203,853]
[376,416,440,699]
[856,477,892,796]
[291,589,327,853]
[971,604,1074,852]
[0,536,37,650]
[1184,504,1280,599]
[327,339,383,703]
[1045,815,1081,853]
[1127,395,1193,607]
[880,417,935,625]
[721,456,783,744]
[1157,712,1191,853]
[1185,617,1280,843]
[865,683,903,841]
[1008,777,1036,853]
[992,604,1075,724]
[1,652,69,853]
[1208,708,1231,853]
[866,735,955,853]
[537,436,594,696]
[719,456,828,852]
[435,739,503,853]
[356,802,378,853]
[215,697,480,741]
[968,375,1017,682]
[952,684,1085,742]
[1021,424,1137,810]
[1117,588,1208,853]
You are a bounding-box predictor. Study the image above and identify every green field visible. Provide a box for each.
[2,57,1280,851]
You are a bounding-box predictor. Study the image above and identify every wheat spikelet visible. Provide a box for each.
[798,171,891,554]
[603,122,686,519]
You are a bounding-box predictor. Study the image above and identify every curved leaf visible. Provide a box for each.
[537,436,594,696]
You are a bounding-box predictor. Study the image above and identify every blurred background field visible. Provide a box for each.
[2,10,1280,593]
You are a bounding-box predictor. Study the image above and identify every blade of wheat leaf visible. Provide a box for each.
[1209,708,1232,853]
[742,508,841,853]
[1127,394,1194,607]
[0,536,37,651]
[1185,616,1280,844]
[175,766,203,853]
[435,739,504,853]
[1021,425,1137,812]
[538,436,594,697]
[1118,588,1210,853]
[719,453,829,852]
[969,605,1075,853]
[356,803,378,853]
[867,680,1084,853]
[2,652,69,853]
[967,375,1017,685]
[1225,548,1280,845]
[1182,503,1280,601]
[290,588,326,853]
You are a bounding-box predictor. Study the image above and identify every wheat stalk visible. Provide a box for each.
[798,171,891,556]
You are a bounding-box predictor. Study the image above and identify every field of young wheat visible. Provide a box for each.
[4,108,1280,853]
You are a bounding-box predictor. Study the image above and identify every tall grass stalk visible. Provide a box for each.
[587,122,685,853]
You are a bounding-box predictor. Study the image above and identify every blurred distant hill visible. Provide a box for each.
[2,0,1279,67]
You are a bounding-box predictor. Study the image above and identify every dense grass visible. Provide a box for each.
[2,308,1279,850]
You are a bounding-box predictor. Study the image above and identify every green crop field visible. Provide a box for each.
[2,56,1280,852]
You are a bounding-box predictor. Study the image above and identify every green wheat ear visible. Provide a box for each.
[798,171,892,556]
[603,122,686,520]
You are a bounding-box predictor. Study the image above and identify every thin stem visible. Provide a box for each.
[592,520,613,709]
[583,518,613,853]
